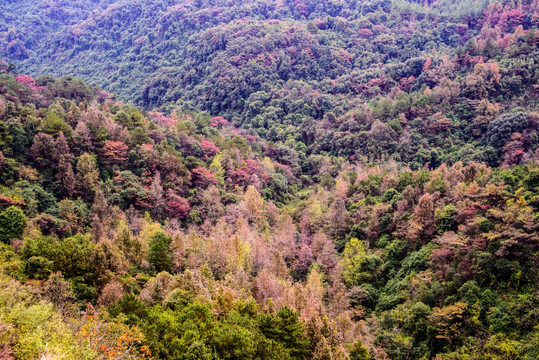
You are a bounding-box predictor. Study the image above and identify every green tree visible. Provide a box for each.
[259,307,311,359]
[76,153,100,199]
[213,320,258,359]
[342,238,383,287]
[22,234,96,280]
[349,339,371,360]
[0,120,13,153]
[42,111,73,137]
[148,232,172,273]
[0,206,27,244]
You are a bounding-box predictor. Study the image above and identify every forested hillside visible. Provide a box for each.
[1,0,539,359]
[2,0,539,168]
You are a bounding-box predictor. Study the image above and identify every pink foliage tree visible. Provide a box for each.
[210,116,229,128]
[16,75,36,89]
[200,139,220,157]
[191,166,218,188]
[30,132,55,168]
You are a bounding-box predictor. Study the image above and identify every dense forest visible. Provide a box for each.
[0,0,539,359]
[2,0,539,168]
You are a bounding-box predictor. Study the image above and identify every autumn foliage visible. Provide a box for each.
[0,0,538,359]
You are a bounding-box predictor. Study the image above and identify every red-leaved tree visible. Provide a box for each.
[200,140,220,157]
[102,140,128,166]
[165,189,190,219]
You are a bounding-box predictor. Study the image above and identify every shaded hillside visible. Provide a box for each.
[3,0,539,168]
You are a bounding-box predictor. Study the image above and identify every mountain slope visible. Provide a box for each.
[1,1,539,359]
[2,67,539,359]
[3,0,539,169]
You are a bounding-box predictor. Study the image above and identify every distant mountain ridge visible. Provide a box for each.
[2,0,495,103]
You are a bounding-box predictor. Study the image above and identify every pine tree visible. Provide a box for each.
[148,232,172,273]
[259,307,311,359]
